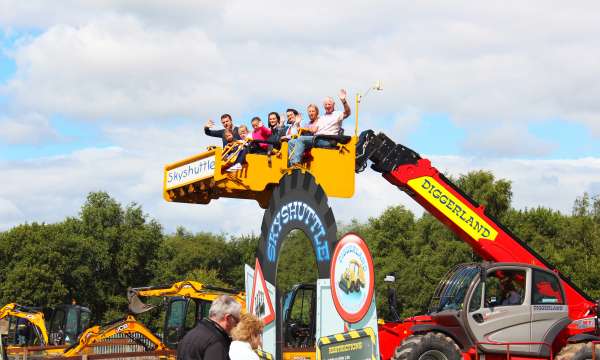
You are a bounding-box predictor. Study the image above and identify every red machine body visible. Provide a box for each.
[356,131,598,360]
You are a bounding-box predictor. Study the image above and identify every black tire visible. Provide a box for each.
[392,333,461,360]
[557,342,600,360]
[258,169,338,285]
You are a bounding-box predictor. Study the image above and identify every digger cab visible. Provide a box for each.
[47,305,92,346]
[163,135,356,208]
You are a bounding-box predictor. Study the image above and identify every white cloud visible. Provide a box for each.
[0,1,598,142]
[0,197,23,228]
[6,16,233,122]
[461,124,557,157]
[0,113,59,144]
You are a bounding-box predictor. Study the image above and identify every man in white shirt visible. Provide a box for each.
[288,89,351,165]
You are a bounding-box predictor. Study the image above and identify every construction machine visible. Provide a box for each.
[0,303,48,346]
[163,121,599,360]
[0,303,92,358]
[46,304,92,346]
[127,280,246,349]
[354,130,600,360]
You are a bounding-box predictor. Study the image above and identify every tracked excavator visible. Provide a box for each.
[127,280,246,349]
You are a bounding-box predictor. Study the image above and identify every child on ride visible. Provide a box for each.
[222,129,245,172]
[250,117,272,153]
[239,125,251,140]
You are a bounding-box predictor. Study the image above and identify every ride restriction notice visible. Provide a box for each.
[318,328,376,360]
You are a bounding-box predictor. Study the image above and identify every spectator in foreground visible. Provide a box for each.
[205,114,241,147]
[177,295,241,360]
[229,313,264,360]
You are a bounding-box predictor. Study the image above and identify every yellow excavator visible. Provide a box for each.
[1,303,94,358]
[128,280,246,349]
[0,303,48,346]
[62,314,168,357]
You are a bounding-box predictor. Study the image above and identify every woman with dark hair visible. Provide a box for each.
[266,111,284,151]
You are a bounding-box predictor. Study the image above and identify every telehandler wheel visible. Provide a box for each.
[392,333,461,360]
[557,342,600,360]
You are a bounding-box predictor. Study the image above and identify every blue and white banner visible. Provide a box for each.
[165,156,215,190]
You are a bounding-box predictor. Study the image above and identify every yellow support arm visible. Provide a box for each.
[63,315,167,357]
[128,280,246,314]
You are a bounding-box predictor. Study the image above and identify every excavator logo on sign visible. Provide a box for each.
[249,259,275,325]
[408,176,498,242]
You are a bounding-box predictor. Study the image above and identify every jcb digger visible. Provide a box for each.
[0,303,92,358]
[127,280,246,349]
[0,303,48,347]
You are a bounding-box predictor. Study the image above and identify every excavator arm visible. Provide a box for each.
[0,303,48,346]
[356,130,596,320]
[127,280,246,314]
[62,315,166,357]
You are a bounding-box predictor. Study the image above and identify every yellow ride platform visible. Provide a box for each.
[163,137,356,208]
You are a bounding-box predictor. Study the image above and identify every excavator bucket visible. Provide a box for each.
[127,288,156,315]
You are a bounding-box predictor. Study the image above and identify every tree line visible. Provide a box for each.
[0,171,598,325]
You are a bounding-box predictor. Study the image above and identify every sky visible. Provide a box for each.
[0,1,599,235]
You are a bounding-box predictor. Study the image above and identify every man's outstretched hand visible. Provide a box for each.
[205,119,215,128]
[339,89,347,101]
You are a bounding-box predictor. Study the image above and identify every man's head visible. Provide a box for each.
[223,129,234,143]
[307,104,319,122]
[251,116,262,130]
[500,277,515,292]
[323,97,335,114]
[220,114,233,130]
[267,112,280,128]
[209,295,242,334]
[286,108,299,124]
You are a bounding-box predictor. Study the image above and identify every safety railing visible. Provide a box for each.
[475,341,553,360]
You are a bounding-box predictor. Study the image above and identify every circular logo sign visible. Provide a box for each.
[330,233,375,323]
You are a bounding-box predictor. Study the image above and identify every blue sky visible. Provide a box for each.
[0,1,599,234]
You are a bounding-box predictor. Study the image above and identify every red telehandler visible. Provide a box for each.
[354,130,599,360]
